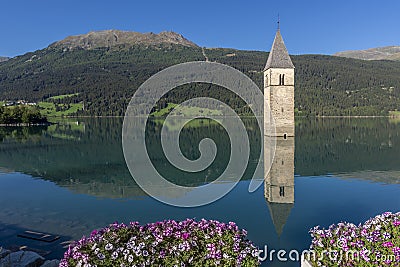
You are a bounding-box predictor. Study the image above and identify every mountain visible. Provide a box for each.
[50,30,198,50]
[334,46,400,61]
[0,56,9,62]
[1,30,400,116]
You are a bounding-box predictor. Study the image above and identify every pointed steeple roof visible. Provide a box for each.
[264,30,294,70]
[267,201,293,236]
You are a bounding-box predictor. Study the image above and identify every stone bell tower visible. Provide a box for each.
[264,29,295,138]
[264,27,295,236]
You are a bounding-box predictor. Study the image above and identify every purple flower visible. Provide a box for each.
[90,230,98,237]
[366,235,374,242]
[206,243,216,252]
[382,242,394,248]
[181,232,190,240]
[393,247,400,256]
[61,219,258,266]
[382,232,391,239]
[59,259,69,267]
[356,240,364,248]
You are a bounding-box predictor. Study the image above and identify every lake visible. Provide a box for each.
[0,117,399,266]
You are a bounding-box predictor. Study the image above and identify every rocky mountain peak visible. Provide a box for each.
[334,46,400,61]
[0,56,9,62]
[50,30,198,50]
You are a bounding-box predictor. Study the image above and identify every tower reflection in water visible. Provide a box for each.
[264,136,295,236]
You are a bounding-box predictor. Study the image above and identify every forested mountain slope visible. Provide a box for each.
[1,31,400,116]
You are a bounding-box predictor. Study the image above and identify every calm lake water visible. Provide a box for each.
[0,117,399,266]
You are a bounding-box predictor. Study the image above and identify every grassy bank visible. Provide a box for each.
[38,102,83,117]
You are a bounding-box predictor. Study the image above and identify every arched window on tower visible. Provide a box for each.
[279,186,285,197]
[278,74,285,85]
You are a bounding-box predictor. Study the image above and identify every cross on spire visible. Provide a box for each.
[277,14,280,30]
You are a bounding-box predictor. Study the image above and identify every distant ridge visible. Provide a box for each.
[50,30,198,50]
[334,46,400,61]
[0,56,9,62]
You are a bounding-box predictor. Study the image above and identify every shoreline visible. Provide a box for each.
[0,115,398,125]
[0,122,53,127]
[52,115,399,118]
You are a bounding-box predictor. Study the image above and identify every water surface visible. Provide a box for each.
[0,118,399,266]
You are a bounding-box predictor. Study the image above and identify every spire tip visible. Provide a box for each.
[277,14,280,30]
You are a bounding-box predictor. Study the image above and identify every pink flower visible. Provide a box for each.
[382,242,393,248]
[181,232,190,240]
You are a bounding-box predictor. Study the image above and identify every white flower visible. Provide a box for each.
[111,251,119,260]
[105,243,113,251]
[128,254,134,263]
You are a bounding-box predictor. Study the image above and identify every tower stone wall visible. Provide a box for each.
[263,30,295,138]
[264,137,295,204]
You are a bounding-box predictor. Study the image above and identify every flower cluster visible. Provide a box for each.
[308,211,400,267]
[60,219,260,267]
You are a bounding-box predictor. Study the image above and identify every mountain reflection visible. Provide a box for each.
[0,118,399,200]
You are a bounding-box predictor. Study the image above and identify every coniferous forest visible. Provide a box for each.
[1,44,400,116]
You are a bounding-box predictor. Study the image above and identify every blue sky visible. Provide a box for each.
[1,0,399,57]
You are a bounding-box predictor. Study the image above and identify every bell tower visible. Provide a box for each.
[264,27,295,236]
[264,29,295,138]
